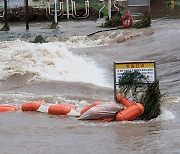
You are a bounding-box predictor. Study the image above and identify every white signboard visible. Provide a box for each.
[113,61,156,99]
[114,61,156,84]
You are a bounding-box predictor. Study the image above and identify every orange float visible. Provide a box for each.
[122,14,133,28]
[80,101,102,115]
[48,104,72,115]
[116,94,134,107]
[0,104,19,112]
[21,101,43,111]
[116,103,144,121]
[58,104,76,110]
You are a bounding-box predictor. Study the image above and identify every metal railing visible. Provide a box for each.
[45,0,90,20]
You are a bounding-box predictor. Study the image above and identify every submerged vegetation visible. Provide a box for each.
[32,35,46,43]
[101,16,122,28]
[0,25,9,31]
[139,80,162,120]
[101,12,122,28]
[0,7,4,13]
[132,12,151,29]
[118,71,162,121]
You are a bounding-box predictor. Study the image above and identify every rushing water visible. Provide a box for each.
[0,1,180,154]
[0,19,179,154]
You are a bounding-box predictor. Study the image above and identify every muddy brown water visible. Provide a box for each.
[0,1,180,154]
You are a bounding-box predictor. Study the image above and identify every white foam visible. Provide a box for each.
[65,35,109,48]
[156,108,176,121]
[0,40,109,87]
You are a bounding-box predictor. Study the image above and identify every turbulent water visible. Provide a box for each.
[0,17,180,154]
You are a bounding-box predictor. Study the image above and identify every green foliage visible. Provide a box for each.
[101,12,122,28]
[7,7,48,22]
[133,12,151,29]
[33,35,46,43]
[0,25,9,31]
[118,71,162,121]
[139,80,162,120]
[49,22,59,29]
[90,2,108,16]
[0,7,4,13]
[119,71,149,96]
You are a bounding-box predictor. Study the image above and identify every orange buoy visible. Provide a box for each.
[122,13,133,28]
[116,94,133,107]
[0,104,18,112]
[116,103,144,121]
[48,104,71,115]
[21,101,42,111]
[80,101,102,115]
[102,118,114,122]
[57,104,76,110]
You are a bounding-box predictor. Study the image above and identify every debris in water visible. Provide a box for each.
[118,71,162,121]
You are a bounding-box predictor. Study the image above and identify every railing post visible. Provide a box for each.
[54,0,58,23]
[108,0,111,19]
[4,0,8,28]
[66,0,69,19]
[25,0,29,30]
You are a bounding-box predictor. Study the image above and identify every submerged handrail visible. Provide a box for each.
[71,0,90,19]
[0,10,4,18]
[45,0,90,20]
[98,1,106,19]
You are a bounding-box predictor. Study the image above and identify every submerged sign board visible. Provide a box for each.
[113,61,156,99]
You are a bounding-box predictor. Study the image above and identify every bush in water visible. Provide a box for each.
[33,35,46,43]
[118,71,162,121]
[133,12,151,29]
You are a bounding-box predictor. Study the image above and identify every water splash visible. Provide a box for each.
[156,108,176,121]
[0,40,109,87]
[46,29,143,48]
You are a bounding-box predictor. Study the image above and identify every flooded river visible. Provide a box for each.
[0,1,180,154]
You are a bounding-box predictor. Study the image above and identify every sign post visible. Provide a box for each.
[113,61,156,100]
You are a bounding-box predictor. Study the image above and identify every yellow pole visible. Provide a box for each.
[171,0,175,10]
